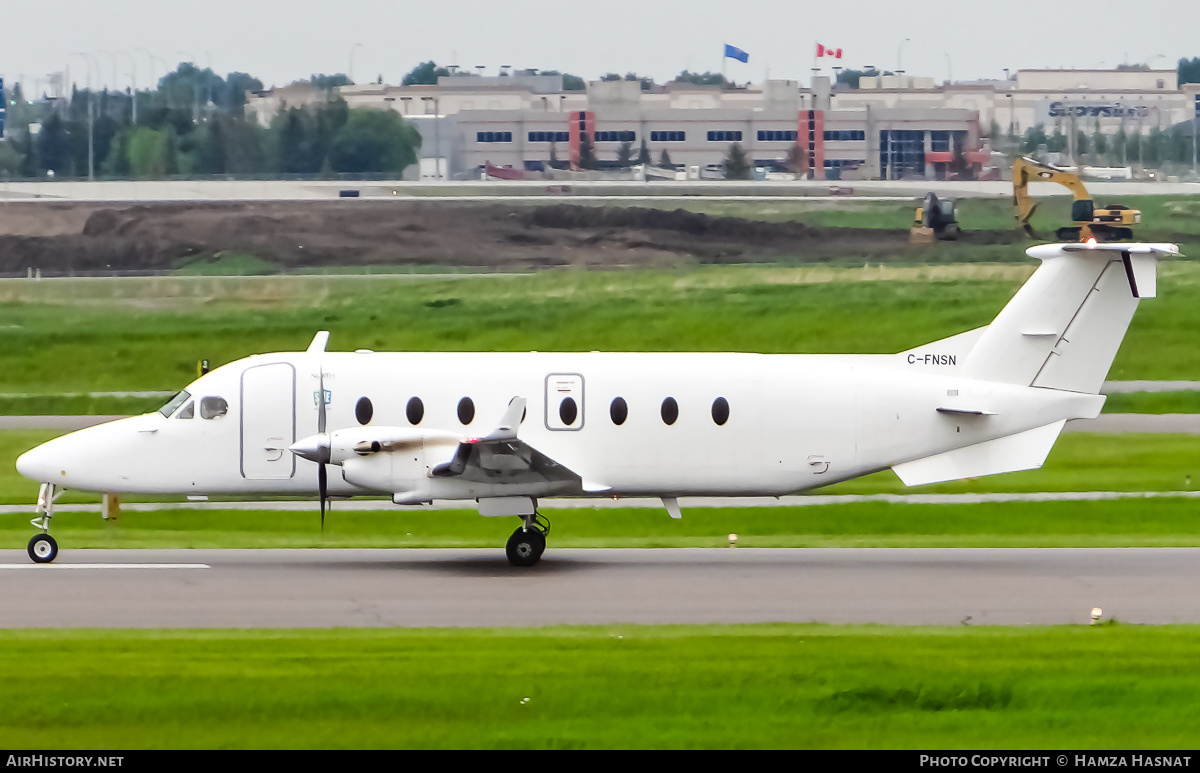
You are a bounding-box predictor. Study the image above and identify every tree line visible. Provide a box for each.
[0,63,421,179]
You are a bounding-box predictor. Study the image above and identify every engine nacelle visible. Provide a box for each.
[333,427,461,494]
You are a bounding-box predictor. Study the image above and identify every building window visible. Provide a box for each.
[528,131,570,142]
[706,130,743,142]
[650,131,686,142]
[823,130,865,141]
[756,130,798,142]
[476,131,513,143]
[595,130,636,142]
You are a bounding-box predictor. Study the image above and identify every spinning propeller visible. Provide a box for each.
[288,357,332,530]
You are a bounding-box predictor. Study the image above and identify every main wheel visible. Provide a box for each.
[506,527,546,567]
[28,533,58,564]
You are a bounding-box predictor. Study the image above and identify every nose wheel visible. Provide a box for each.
[28,533,58,564]
[506,513,549,567]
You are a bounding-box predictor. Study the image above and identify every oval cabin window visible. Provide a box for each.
[406,397,424,425]
[661,397,678,426]
[711,397,729,426]
[355,397,374,425]
[559,397,578,426]
[457,397,475,425]
[610,397,628,426]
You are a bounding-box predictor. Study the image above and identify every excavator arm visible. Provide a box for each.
[1012,156,1093,237]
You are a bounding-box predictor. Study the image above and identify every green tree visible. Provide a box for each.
[723,143,751,179]
[617,140,633,167]
[311,73,353,90]
[1179,57,1200,85]
[672,70,730,88]
[658,149,673,169]
[0,140,24,177]
[637,138,651,166]
[577,132,596,169]
[1021,125,1048,154]
[835,68,879,89]
[328,108,421,174]
[785,144,808,178]
[402,61,449,86]
[225,72,265,109]
[127,127,168,178]
[540,71,586,91]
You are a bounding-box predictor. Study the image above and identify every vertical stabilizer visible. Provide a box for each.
[961,243,1176,394]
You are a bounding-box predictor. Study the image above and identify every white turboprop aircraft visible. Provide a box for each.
[15,242,1176,566]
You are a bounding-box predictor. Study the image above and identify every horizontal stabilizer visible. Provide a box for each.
[891,420,1066,487]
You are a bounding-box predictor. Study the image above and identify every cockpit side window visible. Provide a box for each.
[200,396,228,420]
[159,390,191,418]
[177,401,195,419]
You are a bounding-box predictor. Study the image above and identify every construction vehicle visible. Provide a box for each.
[910,192,960,243]
[1012,157,1140,242]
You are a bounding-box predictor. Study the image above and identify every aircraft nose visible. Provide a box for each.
[16,444,56,482]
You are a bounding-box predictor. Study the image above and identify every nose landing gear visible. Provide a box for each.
[28,482,60,564]
[506,513,549,567]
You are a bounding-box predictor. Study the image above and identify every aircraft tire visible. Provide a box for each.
[506,527,545,567]
[28,533,58,564]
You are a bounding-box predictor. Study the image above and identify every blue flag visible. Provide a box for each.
[723,44,749,63]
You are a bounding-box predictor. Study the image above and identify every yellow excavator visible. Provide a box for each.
[1013,157,1140,242]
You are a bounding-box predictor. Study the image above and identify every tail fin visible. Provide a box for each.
[961,243,1177,394]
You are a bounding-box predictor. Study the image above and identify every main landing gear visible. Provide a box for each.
[506,513,549,567]
[28,482,61,564]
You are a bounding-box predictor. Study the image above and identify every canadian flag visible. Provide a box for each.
[816,44,843,59]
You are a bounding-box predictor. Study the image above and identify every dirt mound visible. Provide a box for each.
[0,200,1030,276]
[526,204,812,240]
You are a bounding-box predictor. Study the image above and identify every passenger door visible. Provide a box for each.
[241,363,296,479]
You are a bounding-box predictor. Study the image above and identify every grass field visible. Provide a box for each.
[2,259,1200,398]
[2,625,1199,749]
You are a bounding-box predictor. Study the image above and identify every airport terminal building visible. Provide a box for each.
[245,68,1200,181]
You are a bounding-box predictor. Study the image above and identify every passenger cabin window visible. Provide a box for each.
[200,396,228,420]
[661,397,679,426]
[610,397,628,425]
[159,390,191,418]
[355,397,374,425]
[559,397,578,426]
[458,397,475,425]
[177,401,194,419]
[406,397,424,425]
[711,397,730,426]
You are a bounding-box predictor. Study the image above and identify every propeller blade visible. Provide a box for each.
[318,462,327,531]
[318,368,327,435]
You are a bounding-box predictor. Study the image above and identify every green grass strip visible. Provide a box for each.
[0,625,1198,749]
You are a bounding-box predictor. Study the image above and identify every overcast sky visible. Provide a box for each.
[3,0,1197,93]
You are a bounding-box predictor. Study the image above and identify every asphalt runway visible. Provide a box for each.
[2,547,1198,628]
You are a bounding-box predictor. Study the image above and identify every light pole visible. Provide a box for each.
[119,51,137,124]
[70,52,96,180]
[176,51,199,122]
[945,53,952,84]
[349,43,362,84]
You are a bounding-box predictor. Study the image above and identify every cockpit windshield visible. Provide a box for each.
[158,390,192,418]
